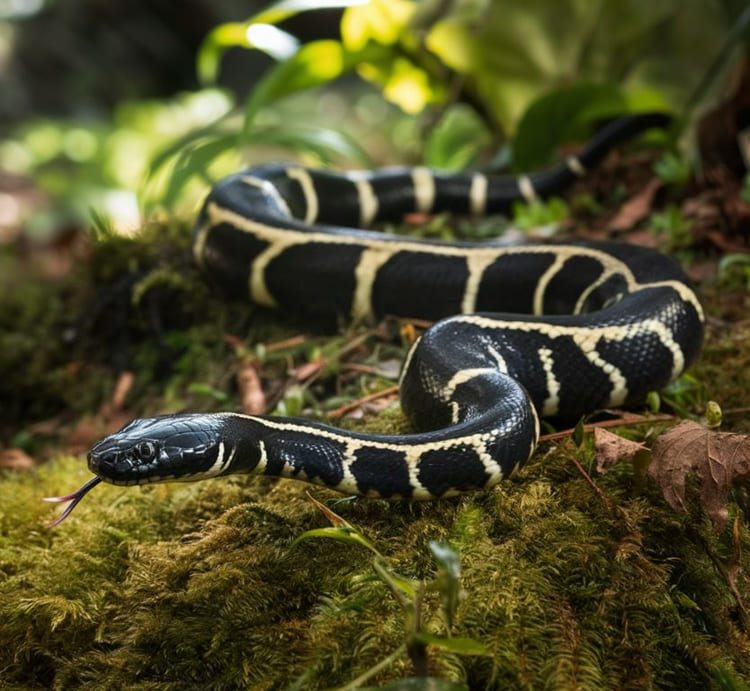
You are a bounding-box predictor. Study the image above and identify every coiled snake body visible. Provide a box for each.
[48,113,704,522]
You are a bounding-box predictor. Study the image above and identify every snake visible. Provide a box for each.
[46,112,704,525]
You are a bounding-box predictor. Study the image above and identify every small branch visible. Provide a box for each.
[327,385,400,420]
[538,412,676,442]
[264,334,309,353]
[569,454,611,507]
[723,407,750,417]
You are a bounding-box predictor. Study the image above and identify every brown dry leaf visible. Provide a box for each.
[594,427,646,473]
[0,449,35,471]
[237,359,267,414]
[649,420,750,529]
[609,178,663,231]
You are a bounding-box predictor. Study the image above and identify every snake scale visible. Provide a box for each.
[47,112,704,523]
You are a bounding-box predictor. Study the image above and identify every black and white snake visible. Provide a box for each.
[47,112,704,524]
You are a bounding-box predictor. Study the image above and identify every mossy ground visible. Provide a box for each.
[1,220,750,689]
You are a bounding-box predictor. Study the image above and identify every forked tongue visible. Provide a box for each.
[43,476,102,527]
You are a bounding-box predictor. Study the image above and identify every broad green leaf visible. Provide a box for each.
[413,632,488,656]
[199,22,301,84]
[357,53,442,116]
[425,17,476,73]
[251,125,371,165]
[513,83,627,171]
[243,40,351,127]
[198,0,367,83]
[425,1,728,133]
[382,59,435,115]
[253,0,368,26]
[424,105,490,169]
[341,0,415,51]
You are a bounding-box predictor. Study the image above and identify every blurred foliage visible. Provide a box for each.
[0,89,234,233]
[1,0,748,234]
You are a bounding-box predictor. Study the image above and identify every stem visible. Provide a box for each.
[538,412,676,442]
[335,644,408,691]
[408,583,429,678]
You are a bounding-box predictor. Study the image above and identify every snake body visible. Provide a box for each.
[49,113,704,518]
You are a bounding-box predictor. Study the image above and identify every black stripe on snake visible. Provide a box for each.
[46,112,704,525]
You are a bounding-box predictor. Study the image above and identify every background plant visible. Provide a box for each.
[2,0,748,233]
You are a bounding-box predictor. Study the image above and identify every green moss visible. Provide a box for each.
[3,431,750,689]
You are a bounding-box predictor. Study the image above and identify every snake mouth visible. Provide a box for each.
[42,476,102,527]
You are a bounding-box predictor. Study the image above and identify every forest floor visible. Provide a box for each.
[1,146,750,689]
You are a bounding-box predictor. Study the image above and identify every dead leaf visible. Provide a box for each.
[649,420,750,529]
[237,360,267,415]
[594,427,646,473]
[609,178,663,231]
[0,449,35,470]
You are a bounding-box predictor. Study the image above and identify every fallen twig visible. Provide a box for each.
[327,385,400,420]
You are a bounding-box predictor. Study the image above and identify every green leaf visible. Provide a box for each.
[513,83,627,171]
[251,125,371,165]
[572,416,586,447]
[160,133,239,209]
[253,0,369,26]
[512,197,569,231]
[429,541,461,627]
[86,206,116,242]
[645,391,661,413]
[292,497,381,556]
[718,252,750,274]
[199,23,262,84]
[341,0,415,51]
[243,40,351,127]
[413,632,488,656]
[198,0,367,83]
[291,525,381,555]
[186,383,231,404]
[653,151,691,185]
[373,557,418,601]
[424,105,491,170]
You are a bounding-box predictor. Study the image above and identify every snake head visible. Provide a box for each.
[88,413,228,485]
[46,414,232,527]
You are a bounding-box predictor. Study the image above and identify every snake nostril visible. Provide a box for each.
[89,451,117,472]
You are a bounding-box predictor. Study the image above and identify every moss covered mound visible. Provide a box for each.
[2,434,750,689]
[2,224,750,688]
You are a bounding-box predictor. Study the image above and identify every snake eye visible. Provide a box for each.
[136,441,156,461]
